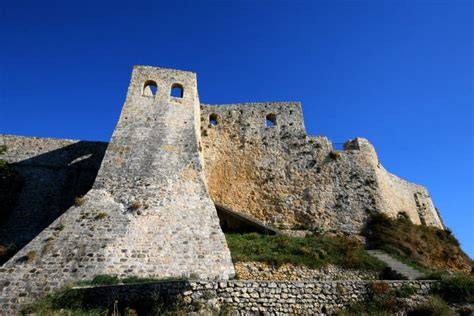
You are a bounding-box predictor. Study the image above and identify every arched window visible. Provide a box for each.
[143,80,158,97]
[209,113,219,126]
[171,83,184,98]
[266,113,276,127]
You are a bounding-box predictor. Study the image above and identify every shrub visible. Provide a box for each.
[21,286,106,315]
[22,277,193,315]
[74,196,86,207]
[369,281,390,295]
[0,244,8,258]
[55,223,65,231]
[329,150,341,160]
[74,275,187,287]
[291,223,310,230]
[436,273,474,303]
[395,285,417,298]
[90,274,120,285]
[0,243,18,264]
[121,276,185,284]
[407,296,455,316]
[25,250,37,263]
[397,211,410,222]
[339,282,423,315]
[94,212,108,220]
[130,201,142,210]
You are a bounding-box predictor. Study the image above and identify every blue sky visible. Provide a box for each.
[1,0,472,257]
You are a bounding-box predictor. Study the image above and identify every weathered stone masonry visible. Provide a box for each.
[0,65,444,311]
[200,103,443,231]
[0,66,235,312]
[68,280,436,315]
[0,136,107,253]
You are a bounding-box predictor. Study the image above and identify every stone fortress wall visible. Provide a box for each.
[0,136,106,252]
[0,65,444,311]
[0,102,443,246]
[200,102,443,232]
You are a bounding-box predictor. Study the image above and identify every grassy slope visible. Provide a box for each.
[365,213,473,274]
[225,232,385,271]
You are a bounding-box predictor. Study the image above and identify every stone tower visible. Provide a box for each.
[0,66,234,311]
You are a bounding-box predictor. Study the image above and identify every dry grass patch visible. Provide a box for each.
[74,196,86,207]
[365,213,473,274]
[130,201,142,210]
[25,250,37,263]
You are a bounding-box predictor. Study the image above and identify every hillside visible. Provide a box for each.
[365,212,473,275]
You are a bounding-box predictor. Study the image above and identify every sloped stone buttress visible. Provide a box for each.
[0,66,235,312]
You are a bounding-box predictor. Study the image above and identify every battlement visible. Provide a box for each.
[127,65,196,100]
[201,101,305,129]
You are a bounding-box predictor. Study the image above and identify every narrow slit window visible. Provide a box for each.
[171,83,184,98]
[266,113,276,127]
[143,80,158,97]
[209,113,219,126]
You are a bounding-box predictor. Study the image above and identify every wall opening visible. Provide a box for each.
[266,113,277,127]
[209,113,219,126]
[143,80,158,97]
[171,84,184,98]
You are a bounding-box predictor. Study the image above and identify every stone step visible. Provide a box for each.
[367,250,425,280]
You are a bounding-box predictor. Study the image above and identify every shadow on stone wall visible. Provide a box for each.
[0,141,106,264]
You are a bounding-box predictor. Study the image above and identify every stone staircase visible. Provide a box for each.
[367,250,425,280]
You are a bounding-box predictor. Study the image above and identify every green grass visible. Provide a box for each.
[23,275,192,315]
[225,232,386,271]
[22,278,197,315]
[339,295,455,316]
[74,274,187,287]
[407,296,456,316]
[434,273,474,304]
[55,223,65,231]
[336,282,459,316]
[365,212,473,274]
[21,286,108,316]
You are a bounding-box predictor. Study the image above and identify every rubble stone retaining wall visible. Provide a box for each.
[234,262,379,281]
[71,279,436,315]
